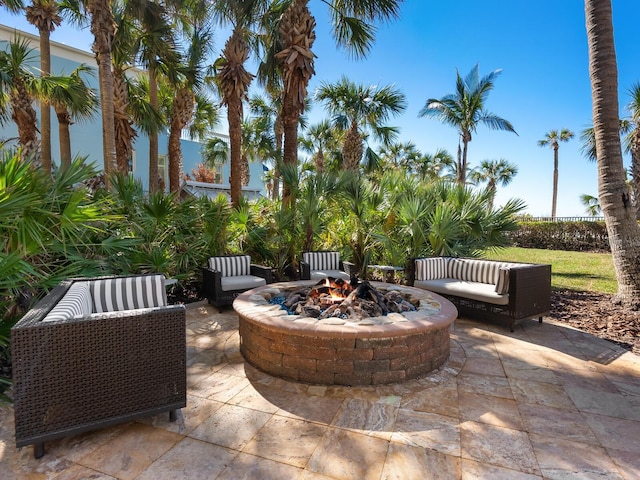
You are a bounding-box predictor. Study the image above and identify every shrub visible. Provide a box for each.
[509,221,609,252]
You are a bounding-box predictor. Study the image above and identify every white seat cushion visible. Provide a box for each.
[310,270,350,281]
[43,281,93,322]
[221,275,267,292]
[414,278,509,305]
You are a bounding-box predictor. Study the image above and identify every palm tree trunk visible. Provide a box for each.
[460,134,469,184]
[148,66,159,193]
[281,91,299,208]
[39,28,52,175]
[113,68,136,174]
[88,0,117,190]
[272,115,283,200]
[228,95,243,207]
[586,0,640,308]
[55,107,72,168]
[552,146,559,220]
[343,122,363,172]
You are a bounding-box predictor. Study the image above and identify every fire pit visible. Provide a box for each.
[234,279,458,385]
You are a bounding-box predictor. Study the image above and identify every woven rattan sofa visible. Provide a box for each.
[412,257,551,331]
[203,255,273,307]
[11,274,186,458]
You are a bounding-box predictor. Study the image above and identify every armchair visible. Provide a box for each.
[202,254,273,307]
[299,251,352,281]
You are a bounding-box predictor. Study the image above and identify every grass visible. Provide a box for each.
[483,247,617,295]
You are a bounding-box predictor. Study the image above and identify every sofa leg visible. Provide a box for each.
[509,322,515,333]
[539,316,543,323]
[169,409,177,422]
[34,442,45,459]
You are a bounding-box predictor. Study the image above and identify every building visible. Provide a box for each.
[0,24,267,198]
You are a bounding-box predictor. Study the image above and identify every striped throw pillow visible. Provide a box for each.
[43,281,93,322]
[415,257,448,281]
[90,274,167,313]
[208,255,251,277]
[495,268,510,294]
[303,252,340,271]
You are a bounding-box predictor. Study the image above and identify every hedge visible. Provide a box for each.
[509,221,610,252]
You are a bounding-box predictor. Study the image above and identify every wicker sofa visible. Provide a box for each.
[299,251,353,281]
[11,274,186,458]
[412,257,551,331]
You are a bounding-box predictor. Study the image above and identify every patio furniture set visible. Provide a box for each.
[11,251,551,458]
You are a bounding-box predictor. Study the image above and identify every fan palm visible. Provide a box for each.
[0,38,39,161]
[468,158,518,210]
[300,120,340,173]
[275,0,403,206]
[315,76,406,172]
[419,64,517,184]
[538,128,574,220]
[248,91,283,198]
[25,0,62,175]
[414,148,454,181]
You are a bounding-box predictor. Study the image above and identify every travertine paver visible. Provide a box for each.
[2,299,640,479]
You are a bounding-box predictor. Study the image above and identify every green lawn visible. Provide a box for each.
[484,247,616,295]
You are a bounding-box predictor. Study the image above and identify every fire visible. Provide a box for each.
[308,277,354,304]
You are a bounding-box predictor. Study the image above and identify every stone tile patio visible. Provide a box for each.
[1,300,639,479]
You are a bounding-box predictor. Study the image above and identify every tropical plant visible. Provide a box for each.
[201,135,228,172]
[0,38,40,161]
[538,128,574,221]
[315,76,406,172]
[26,0,62,174]
[240,115,275,186]
[300,120,340,173]
[419,64,517,184]
[212,0,268,206]
[468,158,518,210]
[413,148,454,181]
[37,65,98,168]
[584,0,640,307]
[580,193,602,216]
[275,0,403,207]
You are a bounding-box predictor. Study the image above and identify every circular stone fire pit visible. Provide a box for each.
[234,281,458,385]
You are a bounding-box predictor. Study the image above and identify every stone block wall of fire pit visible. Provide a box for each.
[234,281,458,385]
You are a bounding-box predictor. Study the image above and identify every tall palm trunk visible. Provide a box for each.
[227,95,243,205]
[148,67,160,193]
[10,77,39,161]
[26,1,61,175]
[88,0,117,189]
[552,145,559,220]
[113,67,137,174]
[168,86,195,193]
[342,122,362,172]
[276,0,315,208]
[459,131,470,184]
[585,0,640,308]
[272,114,283,200]
[54,105,72,167]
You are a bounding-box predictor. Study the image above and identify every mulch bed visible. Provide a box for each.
[550,289,640,355]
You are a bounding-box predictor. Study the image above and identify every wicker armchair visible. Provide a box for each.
[202,254,273,307]
[299,251,353,281]
[11,274,186,458]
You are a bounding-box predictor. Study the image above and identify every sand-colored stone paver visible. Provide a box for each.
[2,300,640,479]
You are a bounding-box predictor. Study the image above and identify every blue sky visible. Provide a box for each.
[5,0,640,216]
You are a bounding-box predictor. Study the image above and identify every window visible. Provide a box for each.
[158,154,168,191]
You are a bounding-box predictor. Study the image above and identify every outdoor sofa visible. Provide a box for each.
[203,254,273,307]
[412,257,551,331]
[299,251,354,281]
[11,274,186,458]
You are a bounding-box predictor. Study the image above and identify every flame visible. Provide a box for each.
[309,277,354,304]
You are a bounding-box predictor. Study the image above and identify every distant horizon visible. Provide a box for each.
[2,1,639,217]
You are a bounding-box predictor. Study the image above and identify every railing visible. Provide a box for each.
[518,216,605,222]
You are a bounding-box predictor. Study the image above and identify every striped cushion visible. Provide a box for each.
[495,268,510,294]
[90,275,167,313]
[43,281,93,322]
[208,255,250,277]
[303,251,340,271]
[415,257,449,281]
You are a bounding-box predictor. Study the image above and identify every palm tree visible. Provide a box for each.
[468,158,518,210]
[538,128,574,220]
[167,24,213,193]
[212,0,267,207]
[240,115,275,186]
[300,120,339,173]
[1,0,23,12]
[419,64,517,184]
[86,0,117,187]
[26,0,62,175]
[275,0,403,206]
[625,83,640,213]
[315,76,406,172]
[248,91,283,198]
[414,148,454,181]
[0,38,39,161]
[585,0,640,307]
[580,193,601,217]
[201,135,228,174]
[37,65,98,168]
